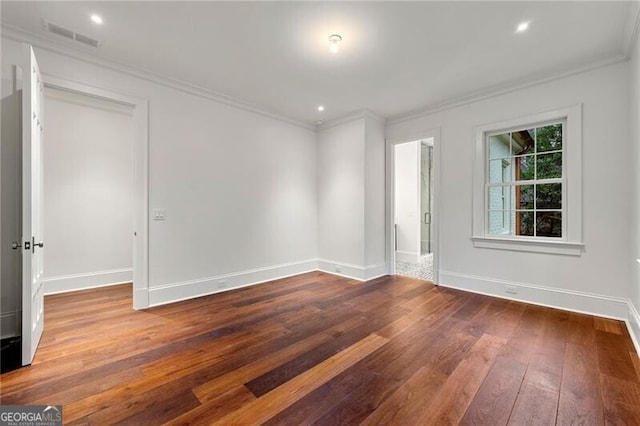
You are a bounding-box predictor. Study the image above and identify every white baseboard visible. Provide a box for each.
[439,270,630,320]
[628,302,640,356]
[395,250,419,263]
[0,311,19,339]
[148,259,318,307]
[316,259,387,281]
[44,268,133,295]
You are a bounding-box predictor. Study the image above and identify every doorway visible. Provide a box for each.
[389,133,439,283]
[42,87,135,296]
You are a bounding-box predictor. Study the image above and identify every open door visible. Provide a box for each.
[21,44,45,366]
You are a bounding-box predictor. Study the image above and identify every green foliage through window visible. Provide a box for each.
[487,122,563,238]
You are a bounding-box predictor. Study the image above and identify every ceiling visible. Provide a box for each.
[2,1,637,125]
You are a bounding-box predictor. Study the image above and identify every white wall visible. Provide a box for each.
[42,87,134,293]
[387,61,632,318]
[364,115,386,272]
[317,114,386,280]
[629,28,640,341]
[1,58,23,338]
[317,119,365,269]
[1,37,318,306]
[394,141,420,262]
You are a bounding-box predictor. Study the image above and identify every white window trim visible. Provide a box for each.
[472,104,583,256]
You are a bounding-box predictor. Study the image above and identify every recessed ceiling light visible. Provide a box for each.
[328,34,342,54]
[515,21,530,33]
[90,14,103,25]
[317,105,325,112]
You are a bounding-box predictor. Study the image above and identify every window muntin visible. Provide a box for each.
[486,122,564,239]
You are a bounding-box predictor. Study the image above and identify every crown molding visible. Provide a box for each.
[317,109,386,131]
[623,1,640,59]
[387,53,627,127]
[1,24,316,131]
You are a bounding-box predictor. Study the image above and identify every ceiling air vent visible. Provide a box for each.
[46,22,74,40]
[74,33,99,48]
[44,21,100,48]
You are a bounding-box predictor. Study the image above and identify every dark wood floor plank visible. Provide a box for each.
[2,271,638,425]
[417,333,506,425]
[460,356,527,426]
[557,342,605,426]
[600,374,640,425]
[596,330,640,383]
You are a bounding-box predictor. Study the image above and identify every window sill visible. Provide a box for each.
[471,236,584,256]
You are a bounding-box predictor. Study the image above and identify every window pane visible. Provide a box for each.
[536,183,562,209]
[537,152,562,179]
[489,133,511,159]
[487,187,504,210]
[516,184,534,210]
[514,155,535,181]
[515,211,534,236]
[488,210,511,236]
[511,129,535,155]
[536,124,562,153]
[489,159,511,183]
[536,211,562,237]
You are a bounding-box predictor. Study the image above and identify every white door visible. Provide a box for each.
[21,44,45,366]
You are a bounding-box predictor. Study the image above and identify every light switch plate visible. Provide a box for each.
[153,209,167,221]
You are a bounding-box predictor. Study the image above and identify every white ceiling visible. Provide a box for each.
[2,1,636,125]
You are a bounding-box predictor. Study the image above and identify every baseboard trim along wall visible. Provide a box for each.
[439,270,630,320]
[1,311,19,339]
[628,302,640,357]
[316,259,387,281]
[395,251,420,264]
[148,259,318,307]
[44,268,133,295]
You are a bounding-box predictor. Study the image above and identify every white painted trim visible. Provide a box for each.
[318,109,386,131]
[627,302,640,357]
[622,1,640,59]
[388,55,625,126]
[386,129,442,284]
[363,263,388,281]
[43,268,133,295]
[1,311,19,339]
[472,104,583,253]
[316,259,387,281]
[40,74,150,310]
[395,250,420,264]
[148,260,318,307]
[471,237,584,256]
[439,270,630,320]
[1,26,314,131]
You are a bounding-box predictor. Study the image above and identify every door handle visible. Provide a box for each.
[424,212,431,225]
[31,237,43,253]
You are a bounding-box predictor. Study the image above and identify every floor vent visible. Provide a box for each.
[44,21,100,48]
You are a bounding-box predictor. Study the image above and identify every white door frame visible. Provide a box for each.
[42,74,150,309]
[386,128,441,283]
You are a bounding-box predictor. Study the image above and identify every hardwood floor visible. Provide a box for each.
[1,271,639,425]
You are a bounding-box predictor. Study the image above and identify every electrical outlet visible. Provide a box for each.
[335,265,342,273]
[505,285,518,295]
[218,280,227,289]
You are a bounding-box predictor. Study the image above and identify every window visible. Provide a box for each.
[472,105,583,255]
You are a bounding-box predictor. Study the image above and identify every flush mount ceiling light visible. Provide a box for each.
[317,105,325,112]
[90,14,103,24]
[328,34,342,53]
[515,21,530,33]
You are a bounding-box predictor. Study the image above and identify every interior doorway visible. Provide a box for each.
[389,133,439,283]
[42,86,135,296]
